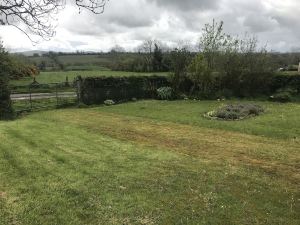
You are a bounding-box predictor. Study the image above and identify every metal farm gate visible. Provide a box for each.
[10,82,78,113]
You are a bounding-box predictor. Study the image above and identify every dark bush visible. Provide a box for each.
[269,92,292,103]
[0,53,14,120]
[78,75,170,105]
[271,75,300,93]
[207,103,264,120]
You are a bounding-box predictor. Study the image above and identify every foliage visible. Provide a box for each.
[0,42,15,120]
[207,103,264,120]
[0,0,108,41]
[197,20,274,97]
[271,74,300,93]
[199,19,228,70]
[104,99,115,106]
[79,76,169,105]
[220,36,274,96]
[48,51,65,70]
[169,48,192,91]
[110,42,171,73]
[157,86,173,100]
[152,43,164,72]
[9,60,39,80]
[187,54,217,97]
[270,92,292,103]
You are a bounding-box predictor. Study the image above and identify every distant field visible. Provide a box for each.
[30,54,114,66]
[0,100,299,224]
[28,53,141,71]
[10,70,169,86]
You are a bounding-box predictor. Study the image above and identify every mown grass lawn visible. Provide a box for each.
[10,70,169,86]
[0,100,299,225]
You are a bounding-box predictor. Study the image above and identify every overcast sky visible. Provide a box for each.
[1,0,300,52]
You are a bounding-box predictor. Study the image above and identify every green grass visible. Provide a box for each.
[95,100,300,139]
[10,70,169,86]
[12,97,77,112]
[276,71,300,76]
[1,100,299,224]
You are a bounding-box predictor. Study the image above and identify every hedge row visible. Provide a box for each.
[78,76,170,105]
[270,74,300,92]
[77,74,300,105]
[0,76,14,120]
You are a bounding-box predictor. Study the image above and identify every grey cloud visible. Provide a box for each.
[3,0,300,52]
[147,0,219,11]
[243,14,278,33]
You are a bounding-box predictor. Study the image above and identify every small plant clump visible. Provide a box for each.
[269,92,292,103]
[104,100,115,106]
[269,88,297,103]
[206,103,264,120]
[157,86,173,100]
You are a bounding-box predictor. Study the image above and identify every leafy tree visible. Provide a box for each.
[198,19,274,97]
[48,52,65,71]
[219,35,274,96]
[110,45,126,53]
[170,48,191,91]
[38,61,47,71]
[199,19,228,70]
[138,39,155,72]
[152,43,163,72]
[0,41,14,120]
[187,54,216,96]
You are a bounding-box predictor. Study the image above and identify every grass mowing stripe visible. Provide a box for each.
[52,109,300,184]
[0,103,299,224]
[94,100,300,140]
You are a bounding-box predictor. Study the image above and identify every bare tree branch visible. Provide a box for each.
[0,0,109,43]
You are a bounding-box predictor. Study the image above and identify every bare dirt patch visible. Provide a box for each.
[0,192,7,199]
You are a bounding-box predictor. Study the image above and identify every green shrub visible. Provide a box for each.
[104,99,115,106]
[271,75,300,93]
[277,87,298,95]
[206,103,264,120]
[0,47,15,120]
[187,54,218,97]
[79,76,169,105]
[77,102,88,108]
[269,92,292,103]
[157,86,173,100]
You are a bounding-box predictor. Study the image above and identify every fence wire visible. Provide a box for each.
[10,82,78,113]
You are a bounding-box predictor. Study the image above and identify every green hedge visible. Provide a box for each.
[78,76,169,105]
[271,74,300,92]
[77,74,300,105]
[0,52,14,120]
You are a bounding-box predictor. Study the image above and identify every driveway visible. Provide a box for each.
[11,92,77,100]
